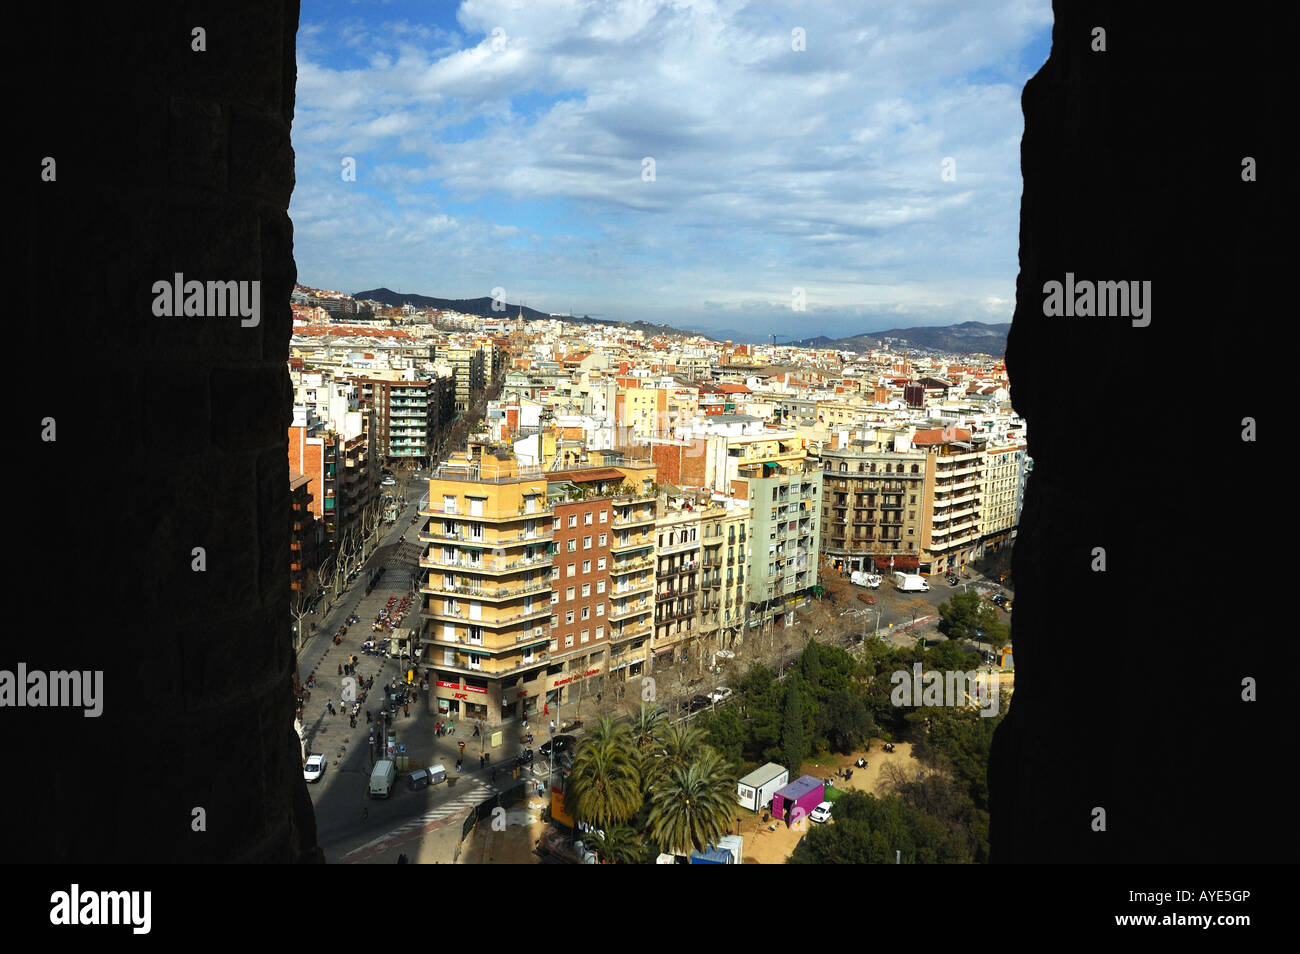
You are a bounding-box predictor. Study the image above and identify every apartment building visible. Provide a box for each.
[438,345,487,413]
[419,453,553,724]
[977,441,1027,556]
[915,427,985,575]
[288,405,381,546]
[817,442,927,573]
[733,461,823,630]
[651,498,702,670]
[544,472,617,713]
[289,472,323,595]
[356,373,455,466]
[695,500,749,657]
[605,476,659,687]
[418,450,655,724]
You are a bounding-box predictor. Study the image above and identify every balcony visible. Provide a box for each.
[612,507,656,528]
[423,502,551,521]
[611,533,654,553]
[613,577,654,596]
[609,600,651,622]
[421,578,552,601]
[610,556,654,575]
[422,601,552,626]
[658,537,699,556]
[420,550,551,575]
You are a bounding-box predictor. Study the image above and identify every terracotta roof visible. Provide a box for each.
[912,426,972,444]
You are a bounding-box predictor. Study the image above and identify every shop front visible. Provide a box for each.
[433,676,490,720]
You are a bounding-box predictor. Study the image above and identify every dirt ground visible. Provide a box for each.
[738,740,922,864]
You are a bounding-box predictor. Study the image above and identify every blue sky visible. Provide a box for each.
[291,0,1053,341]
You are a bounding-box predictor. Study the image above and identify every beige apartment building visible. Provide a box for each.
[418,449,656,724]
[817,442,927,573]
[651,497,702,672]
[977,441,1027,556]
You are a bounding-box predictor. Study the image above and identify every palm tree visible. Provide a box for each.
[646,746,740,856]
[645,721,708,788]
[629,703,662,750]
[564,719,641,828]
[587,824,644,865]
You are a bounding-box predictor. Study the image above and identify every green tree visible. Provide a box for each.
[629,703,662,745]
[937,590,1008,651]
[817,690,875,754]
[693,706,746,765]
[788,791,972,864]
[926,637,981,673]
[587,824,644,865]
[646,721,709,788]
[738,663,782,760]
[565,718,642,827]
[646,746,739,855]
[780,677,807,776]
[799,638,823,691]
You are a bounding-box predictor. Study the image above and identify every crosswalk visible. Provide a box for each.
[340,780,499,863]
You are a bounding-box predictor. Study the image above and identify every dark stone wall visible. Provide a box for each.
[993,2,1293,862]
[14,3,319,862]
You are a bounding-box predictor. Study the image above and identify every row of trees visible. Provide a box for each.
[563,708,740,862]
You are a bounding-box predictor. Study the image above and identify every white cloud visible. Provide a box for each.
[290,0,1052,336]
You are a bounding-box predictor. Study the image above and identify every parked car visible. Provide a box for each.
[810,801,833,824]
[945,573,960,586]
[540,734,577,758]
[303,754,326,783]
[688,694,711,712]
[708,686,733,704]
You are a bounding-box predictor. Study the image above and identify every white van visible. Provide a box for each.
[369,759,397,798]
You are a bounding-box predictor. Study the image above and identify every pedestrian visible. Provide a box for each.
[326,701,335,715]
[549,720,555,734]
[403,704,409,718]
[366,709,371,724]
[458,740,465,754]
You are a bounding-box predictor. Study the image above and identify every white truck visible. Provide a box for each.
[893,572,930,592]
[850,571,882,588]
[369,759,397,798]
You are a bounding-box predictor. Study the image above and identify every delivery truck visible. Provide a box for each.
[850,571,882,588]
[369,759,397,798]
[893,572,929,592]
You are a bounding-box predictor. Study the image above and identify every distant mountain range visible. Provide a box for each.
[793,321,1011,356]
[352,288,698,340]
[348,289,1007,355]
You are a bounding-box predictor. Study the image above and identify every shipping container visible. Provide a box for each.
[737,763,789,813]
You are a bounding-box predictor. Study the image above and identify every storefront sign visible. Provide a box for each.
[552,667,601,688]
